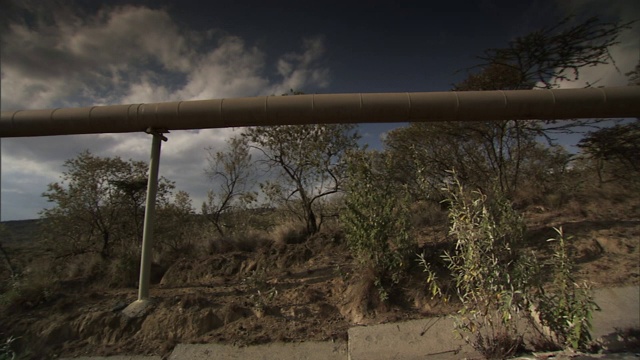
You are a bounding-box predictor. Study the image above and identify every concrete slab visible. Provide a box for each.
[58,287,639,360]
[348,316,480,360]
[591,286,640,339]
[168,341,348,360]
[347,286,639,360]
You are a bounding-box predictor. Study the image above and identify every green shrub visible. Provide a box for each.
[425,173,533,358]
[534,227,598,351]
[341,150,412,302]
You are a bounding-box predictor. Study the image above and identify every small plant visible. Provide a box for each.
[534,227,599,351]
[0,336,19,360]
[250,287,278,317]
[416,253,443,300]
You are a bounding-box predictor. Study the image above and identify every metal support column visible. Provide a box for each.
[123,128,167,317]
[138,128,167,300]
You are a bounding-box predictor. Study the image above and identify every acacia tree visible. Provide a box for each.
[41,151,173,258]
[385,16,631,199]
[577,120,640,186]
[475,16,631,89]
[202,136,257,236]
[244,124,360,235]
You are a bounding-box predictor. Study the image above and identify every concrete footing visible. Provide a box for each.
[121,299,154,319]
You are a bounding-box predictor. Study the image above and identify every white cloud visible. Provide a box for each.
[174,36,270,100]
[1,4,331,220]
[272,36,330,94]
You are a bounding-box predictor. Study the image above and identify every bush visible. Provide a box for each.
[534,227,598,351]
[341,150,412,302]
[0,261,59,312]
[106,251,140,288]
[424,173,533,358]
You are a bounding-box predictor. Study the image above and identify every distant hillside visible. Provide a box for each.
[1,219,42,245]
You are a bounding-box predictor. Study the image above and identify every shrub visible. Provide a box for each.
[425,173,533,358]
[0,261,59,312]
[341,150,412,302]
[106,251,140,288]
[534,227,598,351]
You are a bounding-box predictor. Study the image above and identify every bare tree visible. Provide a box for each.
[202,136,256,236]
[244,124,359,235]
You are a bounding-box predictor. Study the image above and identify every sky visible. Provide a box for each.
[1,0,638,221]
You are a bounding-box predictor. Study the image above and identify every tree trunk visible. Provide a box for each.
[101,230,110,259]
[306,208,318,235]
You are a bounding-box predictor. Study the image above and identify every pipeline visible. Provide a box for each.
[1,87,639,138]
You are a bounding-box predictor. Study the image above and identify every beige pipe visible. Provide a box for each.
[1,87,639,138]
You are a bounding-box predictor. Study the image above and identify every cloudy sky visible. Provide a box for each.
[1,0,638,221]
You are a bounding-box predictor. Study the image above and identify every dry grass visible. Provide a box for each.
[0,259,59,312]
[206,229,273,254]
[269,221,308,245]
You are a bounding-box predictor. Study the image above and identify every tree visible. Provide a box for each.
[385,16,631,200]
[577,120,640,186]
[244,123,360,235]
[41,151,174,258]
[202,136,257,236]
[474,16,631,89]
[626,59,640,86]
[471,15,632,137]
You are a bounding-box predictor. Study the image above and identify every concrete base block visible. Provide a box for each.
[122,299,154,318]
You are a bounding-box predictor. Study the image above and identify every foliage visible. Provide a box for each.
[245,123,359,235]
[0,260,58,312]
[155,190,196,255]
[385,16,631,204]
[0,335,19,360]
[202,136,257,236]
[515,144,576,208]
[626,59,640,85]
[40,151,174,259]
[469,15,632,137]
[534,227,598,351]
[577,120,640,187]
[425,173,534,358]
[0,226,17,279]
[474,16,631,89]
[386,120,543,199]
[341,150,412,302]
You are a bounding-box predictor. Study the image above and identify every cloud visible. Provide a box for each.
[1,3,331,220]
[551,0,640,89]
[174,36,269,100]
[273,36,330,94]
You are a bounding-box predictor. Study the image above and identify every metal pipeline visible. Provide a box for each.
[1,86,639,138]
